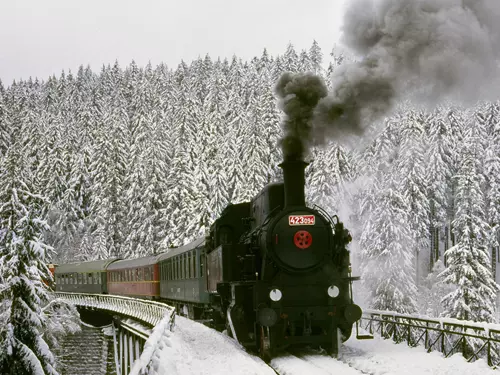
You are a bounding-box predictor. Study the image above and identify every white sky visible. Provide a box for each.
[0,0,346,85]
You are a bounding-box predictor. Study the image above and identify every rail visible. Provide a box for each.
[360,309,500,369]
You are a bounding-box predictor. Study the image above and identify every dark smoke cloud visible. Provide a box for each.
[275,72,328,160]
[277,0,500,158]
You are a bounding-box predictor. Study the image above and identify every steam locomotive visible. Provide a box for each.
[54,157,364,360]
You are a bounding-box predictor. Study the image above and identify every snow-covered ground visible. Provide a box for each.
[142,316,500,375]
[151,317,275,375]
[341,334,499,375]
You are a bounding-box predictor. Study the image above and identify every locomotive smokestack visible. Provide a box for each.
[279,159,308,208]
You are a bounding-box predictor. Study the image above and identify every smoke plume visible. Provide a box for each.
[275,72,329,160]
[277,0,500,159]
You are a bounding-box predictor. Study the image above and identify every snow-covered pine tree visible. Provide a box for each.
[255,57,282,184]
[480,102,500,283]
[359,176,418,313]
[440,121,499,323]
[306,142,355,215]
[0,79,11,158]
[0,140,58,374]
[425,107,455,271]
[395,109,430,283]
[231,64,268,202]
[281,43,299,73]
[298,50,312,72]
[418,260,455,317]
[163,64,203,245]
[308,40,323,76]
[201,59,231,224]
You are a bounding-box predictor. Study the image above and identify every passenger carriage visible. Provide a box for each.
[55,258,119,294]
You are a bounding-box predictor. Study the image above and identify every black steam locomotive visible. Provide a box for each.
[204,158,363,359]
[54,157,365,360]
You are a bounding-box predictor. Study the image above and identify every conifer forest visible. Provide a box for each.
[0,42,499,322]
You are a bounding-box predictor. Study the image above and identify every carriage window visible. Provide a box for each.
[200,251,205,277]
[194,252,197,278]
[98,272,102,284]
[184,254,187,279]
[150,266,154,281]
[180,255,183,279]
[144,267,150,281]
[77,273,82,284]
[182,254,185,279]
[88,273,93,284]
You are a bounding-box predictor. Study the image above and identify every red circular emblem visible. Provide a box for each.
[294,230,312,249]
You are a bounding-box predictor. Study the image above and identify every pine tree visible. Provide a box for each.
[418,260,455,317]
[282,43,299,73]
[309,40,323,76]
[425,107,454,271]
[0,140,58,374]
[359,176,417,314]
[480,102,500,282]
[396,110,430,282]
[440,124,499,322]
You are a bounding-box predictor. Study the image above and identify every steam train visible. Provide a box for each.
[53,158,365,359]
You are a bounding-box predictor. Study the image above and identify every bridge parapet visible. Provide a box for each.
[360,309,500,369]
[54,292,175,328]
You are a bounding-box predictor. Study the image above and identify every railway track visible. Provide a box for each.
[270,349,372,375]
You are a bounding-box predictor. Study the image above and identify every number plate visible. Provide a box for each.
[288,215,315,226]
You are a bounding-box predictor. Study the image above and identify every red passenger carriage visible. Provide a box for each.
[107,255,162,298]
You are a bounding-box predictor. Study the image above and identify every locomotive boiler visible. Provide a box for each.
[205,156,363,359]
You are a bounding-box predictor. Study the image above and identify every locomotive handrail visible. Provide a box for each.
[53,292,176,328]
[360,309,500,368]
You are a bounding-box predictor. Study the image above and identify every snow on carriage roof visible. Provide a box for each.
[107,254,164,270]
[156,237,205,262]
[55,258,120,274]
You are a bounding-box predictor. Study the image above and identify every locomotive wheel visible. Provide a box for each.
[259,326,272,363]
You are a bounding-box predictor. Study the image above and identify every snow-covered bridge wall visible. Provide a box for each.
[54,292,175,327]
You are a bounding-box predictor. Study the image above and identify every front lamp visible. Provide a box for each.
[269,288,282,302]
[327,285,340,298]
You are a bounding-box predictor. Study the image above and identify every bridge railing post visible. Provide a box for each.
[362,309,500,369]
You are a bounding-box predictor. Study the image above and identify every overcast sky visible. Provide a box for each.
[0,0,346,85]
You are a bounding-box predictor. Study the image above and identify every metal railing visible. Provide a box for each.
[360,309,500,369]
[54,292,175,328]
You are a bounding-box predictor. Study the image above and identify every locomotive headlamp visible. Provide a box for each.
[269,288,283,302]
[327,285,340,298]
